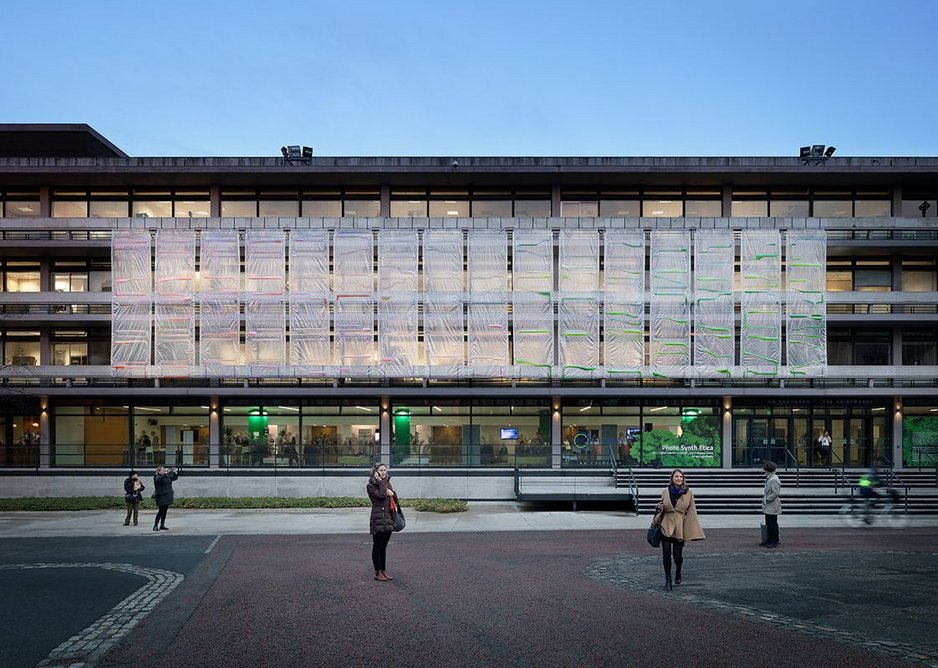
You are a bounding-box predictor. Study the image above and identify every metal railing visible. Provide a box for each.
[783,446,800,487]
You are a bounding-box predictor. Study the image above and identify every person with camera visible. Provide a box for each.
[122,470,145,526]
[152,465,179,531]
[367,462,397,582]
[655,469,706,591]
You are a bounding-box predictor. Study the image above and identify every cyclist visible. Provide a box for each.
[857,466,884,523]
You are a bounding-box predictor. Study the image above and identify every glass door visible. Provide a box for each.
[847,418,868,467]
[733,417,790,467]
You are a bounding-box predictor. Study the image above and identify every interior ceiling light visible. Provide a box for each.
[649,406,668,412]
[355,405,373,412]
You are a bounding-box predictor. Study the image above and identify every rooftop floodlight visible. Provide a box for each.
[799,146,811,158]
[287,145,302,159]
[301,146,313,159]
[280,146,289,158]
[810,144,825,158]
[824,145,836,158]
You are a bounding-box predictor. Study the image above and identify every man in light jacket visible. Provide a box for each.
[761,461,782,548]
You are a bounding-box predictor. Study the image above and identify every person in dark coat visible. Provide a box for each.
[367,462,397,581]
[152,465,179,531]
[123,470,145,526]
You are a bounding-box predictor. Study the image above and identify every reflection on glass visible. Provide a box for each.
[52,201,88,218]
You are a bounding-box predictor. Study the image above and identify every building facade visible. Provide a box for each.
[1,125,937,497]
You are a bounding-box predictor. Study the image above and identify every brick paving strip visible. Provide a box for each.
[0,562,183,668]
[584,551,938,668]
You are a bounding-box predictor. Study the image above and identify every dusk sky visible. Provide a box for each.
[3,0,937,157]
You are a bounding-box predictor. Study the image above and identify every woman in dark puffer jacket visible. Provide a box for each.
[367,462,397,581]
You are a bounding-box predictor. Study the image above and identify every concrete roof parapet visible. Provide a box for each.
[204,218,220,229]
[443,218,457,229]
[519,218,534,228]
[457,217,472,229]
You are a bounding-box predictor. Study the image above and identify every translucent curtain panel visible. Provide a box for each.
[693,230,735,378]
[245,231,285,374]
[377,231,419,377]
[423,230,465,378]
[740,230,782,376]
[512,230,554,378]
[603,230,645,378]
[559,230,599,292]
[199,230,242,375]
[650,231,691,377]
[335,295,374,375]
[468,230,507,293]
[559,230,599,377]
[333,231,375,376]
[468,230,508,376]
[786,230,827,374]
[154,229,196,377]
[289,230,330,374]
[512,292,554,378]
[559,296,599,378]
[468,301,508,377]
[111,230,152,377]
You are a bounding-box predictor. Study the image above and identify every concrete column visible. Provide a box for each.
[39,329,51,366]
[721,184,732,218]
[210,185,221,218]
[40,187,51,218]
[722,396,733,468]
[893,396,903,471]
[551,185,561,218]
[209,396,220,468]
[892,186,902,217]
[551,397,561,468]
[380,186,391,218]
[39,396,50,468]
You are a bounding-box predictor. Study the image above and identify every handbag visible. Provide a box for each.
[646,522,661,548]
[392,505,406,532]
[124,492,136,503]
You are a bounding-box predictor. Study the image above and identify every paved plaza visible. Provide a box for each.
[1,506,937,667]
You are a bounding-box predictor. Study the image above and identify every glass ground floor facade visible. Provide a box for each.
[2,394,936,471]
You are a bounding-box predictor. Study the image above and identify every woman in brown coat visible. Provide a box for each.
[367,462,397,582]
[655,469,705,591]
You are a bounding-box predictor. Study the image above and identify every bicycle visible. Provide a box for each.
[839,488,910,529]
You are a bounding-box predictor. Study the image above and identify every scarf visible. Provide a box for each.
[388,493,397,513]
[668,484,687,507]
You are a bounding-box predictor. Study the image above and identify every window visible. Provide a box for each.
[470,191,512,217]
[561,192,599,217]
[390,191,428,217]
[770,200,810,217]
[828,328,891,365]
[53,273,88,292]
[854,199,891,216]
[3,330,41,366]
[513,198,551,217]
[1,191,41,218]
[89,199,129,218]
[642,192,683,217]
[4,263,40,292]
[342,190,381,217]
[52,200,88,218]
[902,261,936,292]
[813,199,853,217]
[685,199,722,216]
[901,198,937,218]
[132,404,210,467]
[599,198,640,217]
[302,192,342,217]
[731,194,768,217]
[903,329,937,366]
[220,197,256,216]
[429,191,469,217]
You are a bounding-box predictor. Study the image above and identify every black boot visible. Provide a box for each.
[675,566,682,585]
[664,573,672,591]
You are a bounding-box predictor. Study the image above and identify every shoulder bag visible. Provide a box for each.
[392,504,406,532]
[646,504,663,547]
